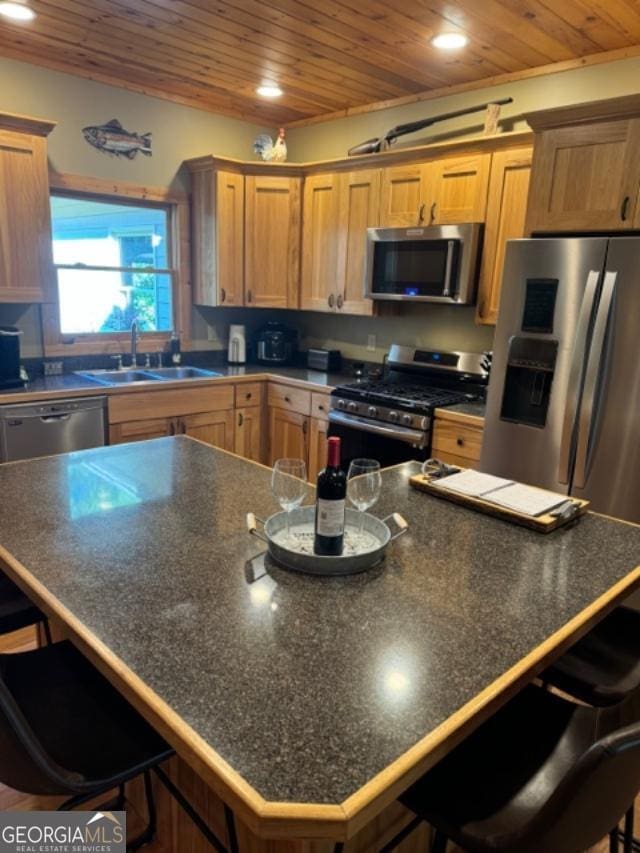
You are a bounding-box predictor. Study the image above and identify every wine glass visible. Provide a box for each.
[271,458,307,543]
[347,459,382,538]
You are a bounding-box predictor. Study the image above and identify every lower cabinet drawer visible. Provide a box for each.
[431,418,484,463]
[234,382,263,408]
[267,383,311,416]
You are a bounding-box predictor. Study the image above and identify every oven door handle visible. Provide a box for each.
[328,410,428,448]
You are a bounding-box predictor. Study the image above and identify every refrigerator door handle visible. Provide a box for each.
[573,271,617,490]
[557,270,601,485]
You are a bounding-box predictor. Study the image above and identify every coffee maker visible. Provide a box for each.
[0,327,24,390]
[255,322,298,366]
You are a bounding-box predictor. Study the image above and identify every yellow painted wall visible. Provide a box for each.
[286,56,640,161]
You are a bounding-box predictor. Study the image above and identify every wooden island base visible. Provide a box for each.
[128,756,432,852]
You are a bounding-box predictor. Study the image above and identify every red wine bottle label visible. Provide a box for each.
[316,499,345,538]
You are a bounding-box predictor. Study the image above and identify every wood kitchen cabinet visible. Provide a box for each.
[181,410,235,451]
[379,163,429,227]
[525,98,640,233]
[379,154,490,228]
[300,172,343,312]
[0,114,56,303]
[301,170,378,315]
[268,406,308,466]
[234,406,263,463]
[109,417,174,444]
[430,154,490,224]
[189,165,244,307]
[476,146,532,325]
[431,411,484,468]
[244,175,301,308]
[307,417,329,482]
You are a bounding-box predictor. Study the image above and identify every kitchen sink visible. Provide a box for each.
[143,366,222,380]
[76,366,221,386]
[77,370,164,385]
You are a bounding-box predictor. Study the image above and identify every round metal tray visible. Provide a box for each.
[247,506,408,576]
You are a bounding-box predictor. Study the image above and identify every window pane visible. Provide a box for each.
[51,196,169,268]
[57,269,173,334]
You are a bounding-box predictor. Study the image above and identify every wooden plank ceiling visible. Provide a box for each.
[2,0,640,125]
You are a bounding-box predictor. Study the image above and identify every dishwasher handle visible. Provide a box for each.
[40,414,71,423]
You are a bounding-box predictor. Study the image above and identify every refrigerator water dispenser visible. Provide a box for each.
[500,337,558,428]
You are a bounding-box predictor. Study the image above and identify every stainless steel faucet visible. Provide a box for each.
[130,318,139,367]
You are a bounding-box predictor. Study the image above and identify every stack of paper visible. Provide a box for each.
[431,469,568,517]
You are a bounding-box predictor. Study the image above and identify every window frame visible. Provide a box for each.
[44,173,191,357]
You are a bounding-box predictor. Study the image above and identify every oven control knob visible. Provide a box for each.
[347,401,358,413]
[337,399,347,410]
[402,414,413,426]
[388,410,399,422]
[367,406,378,418]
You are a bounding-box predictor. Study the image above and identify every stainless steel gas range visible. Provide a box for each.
[329,345,487,469]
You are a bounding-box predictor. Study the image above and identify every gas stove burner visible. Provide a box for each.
[337,381,472,410]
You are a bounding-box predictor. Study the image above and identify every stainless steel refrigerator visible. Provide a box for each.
[481,236,640,525]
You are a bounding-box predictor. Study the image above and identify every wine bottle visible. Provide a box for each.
[314,436,347,556]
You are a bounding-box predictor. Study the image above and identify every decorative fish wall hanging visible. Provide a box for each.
[82,119,152,159]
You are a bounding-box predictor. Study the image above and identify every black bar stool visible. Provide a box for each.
[0,640,173,848]
[0,572,51,643]
[541,604,640,851]
[384,684,640,853]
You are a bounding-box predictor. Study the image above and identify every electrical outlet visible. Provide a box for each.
[367,334,376,352]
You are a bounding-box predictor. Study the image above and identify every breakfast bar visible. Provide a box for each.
[0,437,638,849]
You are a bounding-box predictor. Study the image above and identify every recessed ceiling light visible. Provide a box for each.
[256,84,283,98]
[431,32,468,49]
[0,1,35,19]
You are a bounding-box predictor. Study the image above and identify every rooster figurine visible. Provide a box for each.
[253,127,287,162]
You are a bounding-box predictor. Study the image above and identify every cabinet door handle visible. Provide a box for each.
[328,293,335,308]
[456,437,464,447]
[303,420,308,435]
[621,195,630,221]
[220,287,226,303]
[418,203,425,223]
[247,289,253,303]
[430,202,437,224]
[246,392,252,400]
[238,412,244,427]
[169,420,175,436]
[180,419,187,435]
[284,395,291,403]
[336,293,344,309]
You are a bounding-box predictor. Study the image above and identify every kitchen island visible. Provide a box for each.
[0,438,639,850]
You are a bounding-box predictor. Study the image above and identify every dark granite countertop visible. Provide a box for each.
[0,439,638,832]
[437,399,486,419]
[0,364,353,405]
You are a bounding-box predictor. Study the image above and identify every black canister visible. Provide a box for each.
[0,327,23,390]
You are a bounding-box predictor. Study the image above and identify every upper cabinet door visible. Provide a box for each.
[430,153,491,224]
[0,129,55,303]
[337,170,380,316]
[476,147,532,326]
[300,173,343,312]
[379,163,430,227]
[191,168,244,307]
[215,171,245,306]
[526,119,640,233]
[244,176,301,309]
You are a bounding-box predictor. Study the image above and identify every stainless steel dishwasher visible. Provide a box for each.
[0,397,107,463]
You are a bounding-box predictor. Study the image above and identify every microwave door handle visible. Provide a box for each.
[573,270,617,490]
[557,270,601,484]
[442,240,455,298]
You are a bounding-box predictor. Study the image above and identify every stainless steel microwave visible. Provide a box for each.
[364,223,482,304]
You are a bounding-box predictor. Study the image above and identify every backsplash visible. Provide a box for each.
[0,302,494,368]
[194,304,495,362]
